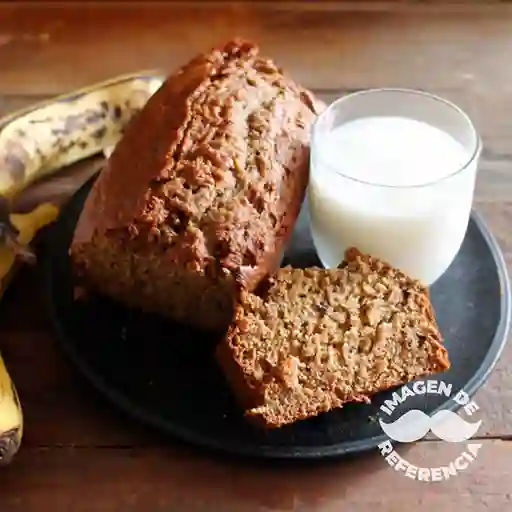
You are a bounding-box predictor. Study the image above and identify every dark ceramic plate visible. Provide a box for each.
[44,176,511,460]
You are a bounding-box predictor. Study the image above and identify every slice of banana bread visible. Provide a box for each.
[216,248,450,428]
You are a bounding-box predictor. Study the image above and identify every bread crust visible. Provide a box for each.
[70,39,319,331]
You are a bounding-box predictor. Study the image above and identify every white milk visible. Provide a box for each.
[309,116,478,285]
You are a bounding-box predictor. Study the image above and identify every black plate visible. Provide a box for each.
[44,177,511,460]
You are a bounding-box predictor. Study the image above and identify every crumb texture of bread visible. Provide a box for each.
[69,39,318,331]
[217,248,450,428]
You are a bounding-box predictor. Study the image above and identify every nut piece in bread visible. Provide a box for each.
[216,247,450,428]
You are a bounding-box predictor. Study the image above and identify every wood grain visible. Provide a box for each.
[0,2,511,510]
[0,441,511,512]
[0,3,510,96]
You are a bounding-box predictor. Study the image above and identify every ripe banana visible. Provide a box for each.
[0,70,165,463]
[0,70,164,200]
[0,205,55,463]
[0,353,22,466]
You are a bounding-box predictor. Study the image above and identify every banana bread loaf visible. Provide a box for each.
[216,248,450,428]
[70,39,320,331]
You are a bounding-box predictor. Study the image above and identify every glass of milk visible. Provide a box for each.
[309,88,481,286]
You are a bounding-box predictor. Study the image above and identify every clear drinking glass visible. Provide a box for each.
[309,88,482,286]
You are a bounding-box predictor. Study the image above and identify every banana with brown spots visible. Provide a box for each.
[0,71,165,464]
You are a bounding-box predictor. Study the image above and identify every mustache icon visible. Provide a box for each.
[379,409,482,443]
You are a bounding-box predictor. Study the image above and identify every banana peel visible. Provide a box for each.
[0,71,164,201]
[0,70,165,465]
[0,354,23,466]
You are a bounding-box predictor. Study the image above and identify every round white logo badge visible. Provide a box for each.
[377,379,483,482]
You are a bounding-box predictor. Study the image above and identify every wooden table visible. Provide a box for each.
[0,2,511,510]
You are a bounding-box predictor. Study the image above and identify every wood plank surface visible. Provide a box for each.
[0,2,511,511]
[0,441,511,512]
[0,3,510,95]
